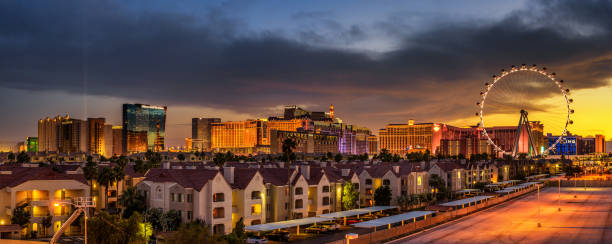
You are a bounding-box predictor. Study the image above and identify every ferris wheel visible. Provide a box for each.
[476,64,574,157]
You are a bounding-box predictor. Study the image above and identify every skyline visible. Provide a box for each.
[2,0,612,146]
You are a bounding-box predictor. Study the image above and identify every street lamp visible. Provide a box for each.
[537,184,541,228]
[557,177,561,212]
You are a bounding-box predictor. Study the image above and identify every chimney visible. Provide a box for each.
[300,165,310,180]
[223,167,235,185]
[392,165,400,175]
[341,168,350,177]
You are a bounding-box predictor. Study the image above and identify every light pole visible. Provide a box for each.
[537,184,541,228]
[557,177,561,212]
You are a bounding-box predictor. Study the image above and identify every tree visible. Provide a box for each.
[168,219,217,244]
[373,186,392,206]
[342,183,359,210]
[97,166,114,209]
[395,195,408,211]
[83,161,98,199]
[334,153,343,163]
[473,182,487,191]
[226,217,246,244]
[16,151,30,163]
[379,149,393,162]
[7,152,15,162]
[145,208,164,232]
[11,204,30,228]
[134,159,147,174]
[163,209,182,231]
[326,152,333,161]
[429,174,448,201]
[213,153,228,167]
[87,211,146,244]
[177,153,185,161]
[113,165,126,207]
[118,187,146,219]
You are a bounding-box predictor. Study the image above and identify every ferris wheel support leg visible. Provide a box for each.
[512,111,525,158]
[523,114,538,157]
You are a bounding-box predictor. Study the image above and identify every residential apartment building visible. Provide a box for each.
[0,166,90,238]
[136,168,233,234]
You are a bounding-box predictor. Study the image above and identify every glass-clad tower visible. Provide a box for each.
[122,104,167,153]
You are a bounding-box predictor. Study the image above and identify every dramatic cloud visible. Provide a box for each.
[1,0,611,143]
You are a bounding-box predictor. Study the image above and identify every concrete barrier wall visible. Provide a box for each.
[560,180,612,187]
[327,185,538,244]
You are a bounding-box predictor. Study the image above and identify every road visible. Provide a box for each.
[391,187,612,244]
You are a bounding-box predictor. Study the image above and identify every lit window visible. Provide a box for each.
[251,204,262,215]
[417,176,422,186]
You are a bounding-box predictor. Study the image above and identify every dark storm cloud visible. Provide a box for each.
[1,0,611,129]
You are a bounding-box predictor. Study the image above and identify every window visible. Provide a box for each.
[366,188,373,195]
[417,176,422,186]
[284,202,288,210]
[213,224,225,235]
[213,193,224,202]
[251,191,261,200]
[383,179,390,186]
[365,179,372,185]
[170,193,175,202]
[323,186,330,192]
[177,210,182,218]
[251,204,262,215]
[178,193,183,202]
[353,183,359,189]
[295,187,303,195]
[322,197,330,206]
[213,207,224,219]
[187,211,192,220]
[155,186,162,199]
[187,194,192,203]
[295,199,303,209]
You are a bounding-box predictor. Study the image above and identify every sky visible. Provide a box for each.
[1,0,612,147]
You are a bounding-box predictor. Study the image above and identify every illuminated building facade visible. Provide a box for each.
[378,119,444,155]
[367,135,378,154]
[582,137,595,154]
[122,104,167,153]
[595,135,606,153]
[192,118,221,151]
[87,118,106,155]
[26,137,38,152]
[548,134,582,155]
[269,130,339,154]
[38,115,69,152]
[57,118,88,153]
[210,120,269,154]
[112,126,123,156]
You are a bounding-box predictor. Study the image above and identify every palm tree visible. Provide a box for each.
[83,161,98,198]
[113,165,125,209]
[118,187,145,218]
[282,138,296,219]
[97,167,113,209]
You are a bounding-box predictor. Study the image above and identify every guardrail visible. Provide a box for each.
[326,185,539,244]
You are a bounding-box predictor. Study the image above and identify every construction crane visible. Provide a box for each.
[49,197,95,244]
